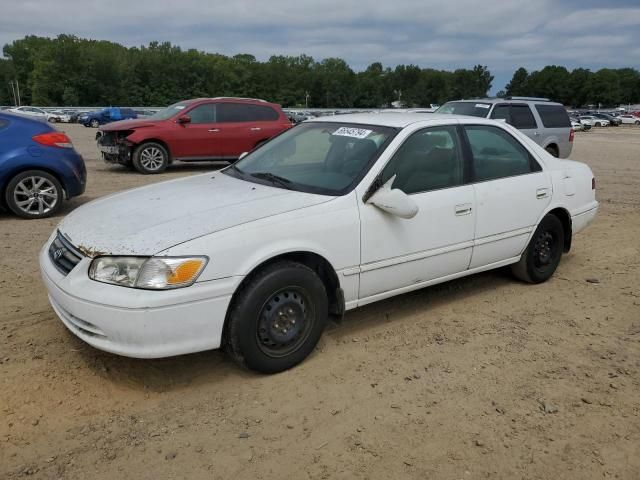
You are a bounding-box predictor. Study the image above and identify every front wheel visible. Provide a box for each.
[132,142,169,174]
[5,170,63,219]
[512,214,564,284]
[90,119,100,128]
[224,261,328,373]
[635,121,640,126]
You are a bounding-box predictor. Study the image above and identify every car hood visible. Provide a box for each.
[100,118,157,131]
[58,172,332,256]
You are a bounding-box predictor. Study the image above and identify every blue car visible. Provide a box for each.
[0,113,86,219]
[79,107,137,128]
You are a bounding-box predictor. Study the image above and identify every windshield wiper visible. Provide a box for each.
[250,172,293,189]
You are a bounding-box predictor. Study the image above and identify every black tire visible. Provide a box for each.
[512,214,565,284]
[132,142,169,174]
[90,119,100,128]
[224,261,328,373]
[48,117,57,123]
[595,122,601,127]
[5,170,64,219]
[635,121,640,126]
[545,145,559,158]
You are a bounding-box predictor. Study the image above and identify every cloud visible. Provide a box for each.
[1,0,639,91]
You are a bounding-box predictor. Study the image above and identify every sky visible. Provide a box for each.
[2,0,640,93]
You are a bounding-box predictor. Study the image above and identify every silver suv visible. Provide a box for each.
[436,97,573,158]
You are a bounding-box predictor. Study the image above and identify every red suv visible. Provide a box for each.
[97,98,291,174]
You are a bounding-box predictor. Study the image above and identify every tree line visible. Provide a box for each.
[504,66,640,108]
[0,34,637,108]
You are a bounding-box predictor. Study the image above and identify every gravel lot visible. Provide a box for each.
[1,123,639,479]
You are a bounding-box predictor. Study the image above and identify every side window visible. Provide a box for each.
[380,126,463,195]
[187,104,216,124]
[509,105,537,129]
[490,104,510,122]
[535,104,571,128]
[246,105,279,121]
[216,103,249,123]
[465,125,540,182]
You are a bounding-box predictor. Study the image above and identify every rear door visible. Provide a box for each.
[462,123,551,268]
[533,104,572,158]
[215,103,263,158]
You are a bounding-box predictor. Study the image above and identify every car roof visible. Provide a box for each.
[307,112,468,128]
[445,98,565,106]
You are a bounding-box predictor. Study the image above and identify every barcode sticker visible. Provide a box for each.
[332,127,372,139]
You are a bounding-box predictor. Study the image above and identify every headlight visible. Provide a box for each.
[89,256,207,289]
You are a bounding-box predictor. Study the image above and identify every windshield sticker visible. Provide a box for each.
[475,104,490,109]
[332,127,372,139]
[175,105,186,110]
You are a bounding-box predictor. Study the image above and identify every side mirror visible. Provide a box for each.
[177,115,191,124]
[366,176,419,219]
[238,152,249,160]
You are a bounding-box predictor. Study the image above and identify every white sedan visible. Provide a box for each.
[40,113,598,373]
[618,114,640,125]
[7,106,61,122]
[579,115,609,127]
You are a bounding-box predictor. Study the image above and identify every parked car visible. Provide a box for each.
[592,113,621,126]
[618,114,640,125]
[50,110,73,123]
[0,113,86,219]
[40,113,598,372]
[436,97,573,158]
[579,115,609,127]
[79,107,137,128]
[571,119,591,131]
[7,106,59,123]
[97,97,292,174]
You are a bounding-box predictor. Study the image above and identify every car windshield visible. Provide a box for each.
[224,122,397,196]
[436,101,492,117]
[149,101,194,120]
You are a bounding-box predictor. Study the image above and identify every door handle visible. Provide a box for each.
[208,128,220,133]
[455,203,473,216]
[250,127,262,131]
[534,131,540,136]
[536,188,549,199]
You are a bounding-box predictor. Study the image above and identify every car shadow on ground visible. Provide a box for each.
[68,267,517,393]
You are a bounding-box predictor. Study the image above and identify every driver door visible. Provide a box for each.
[358,125,476,300]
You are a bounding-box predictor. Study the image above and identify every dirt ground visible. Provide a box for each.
[1,123,639,479]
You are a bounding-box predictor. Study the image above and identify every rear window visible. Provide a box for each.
[535,104,571,128]
[216,103,280,122]
[436,102,491,118]
[247,104,279,121]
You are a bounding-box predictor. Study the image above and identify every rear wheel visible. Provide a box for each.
[512,214,564,284]
[635,121,640,126]
[545,145,559,157]
[132,142,169,174]
[224,261,328,373]
[5,170,63,219]
[90,119,100,128]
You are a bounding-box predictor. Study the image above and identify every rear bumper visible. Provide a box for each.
[572,202,598,235]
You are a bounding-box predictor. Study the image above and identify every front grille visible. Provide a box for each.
[49,231,84,275]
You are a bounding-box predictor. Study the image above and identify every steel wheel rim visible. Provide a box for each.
[140,147,165,171]
[13,176,59,216]
[533,230,557,271]
[256,286,314,358]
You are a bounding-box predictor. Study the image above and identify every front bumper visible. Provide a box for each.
[39,241,240,358]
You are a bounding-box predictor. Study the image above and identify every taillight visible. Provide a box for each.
[592,177,596,190]
[569,129,575,142]
[32,132,73,149]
